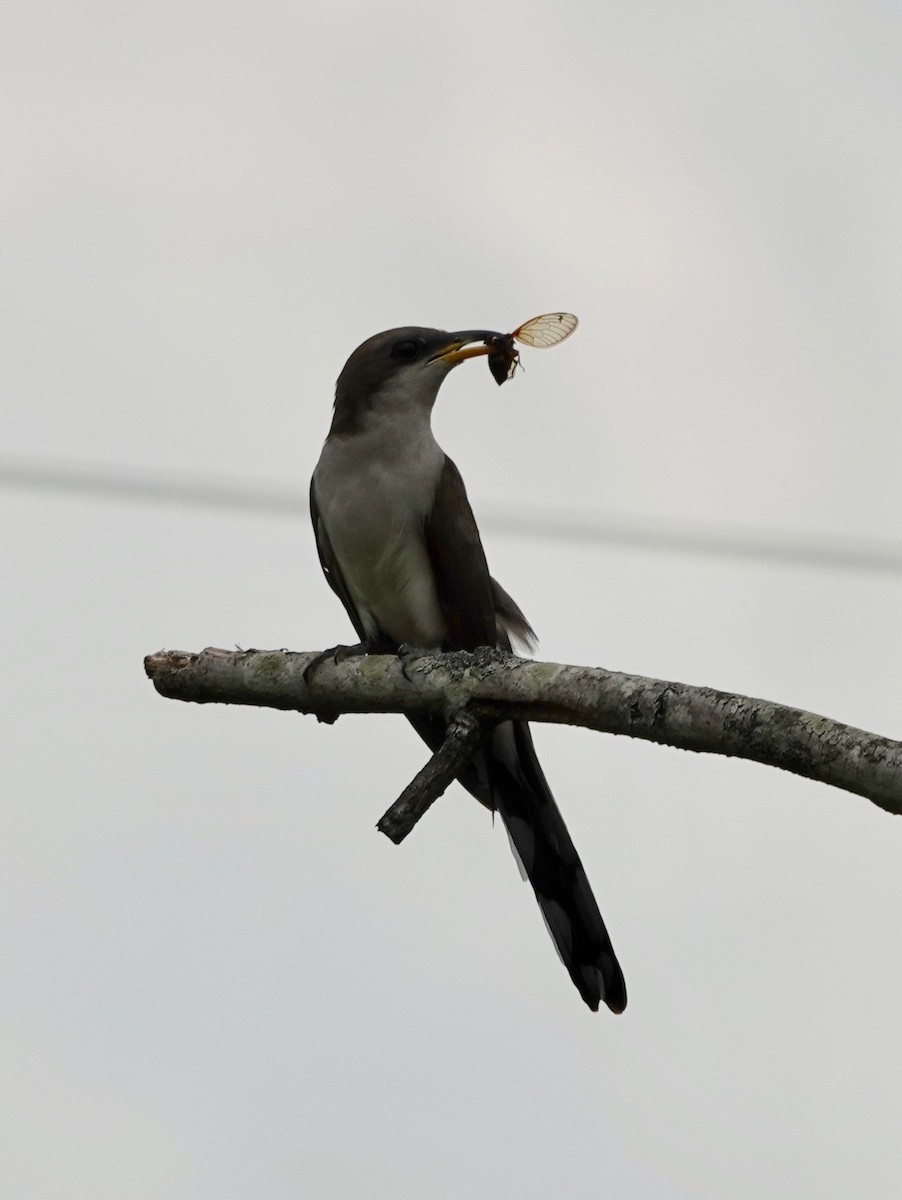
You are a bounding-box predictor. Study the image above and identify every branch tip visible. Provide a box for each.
[377,710,483,844]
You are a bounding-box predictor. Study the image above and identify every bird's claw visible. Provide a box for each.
[398,644,433,682]
[303,642,369,684]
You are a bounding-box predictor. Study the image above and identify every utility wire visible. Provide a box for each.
[3,454,901,576]
[0,455,301,516]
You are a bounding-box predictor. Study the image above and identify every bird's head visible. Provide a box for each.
[331,326,497,436]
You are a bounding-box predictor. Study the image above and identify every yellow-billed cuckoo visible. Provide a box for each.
[310,326,626,1013]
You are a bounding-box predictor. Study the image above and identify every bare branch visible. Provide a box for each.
[144,647,902,816]
[376,710,482,843]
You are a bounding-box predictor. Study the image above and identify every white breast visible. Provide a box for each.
[313,406,448,648]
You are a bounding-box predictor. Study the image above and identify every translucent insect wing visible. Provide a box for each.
[512,312,578,348]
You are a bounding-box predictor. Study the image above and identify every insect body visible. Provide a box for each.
[486,333,519,385]
[485,312,579,385]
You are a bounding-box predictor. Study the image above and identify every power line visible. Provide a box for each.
[484,508,902,575]
[3,454,901,576]
[0,455,302,516]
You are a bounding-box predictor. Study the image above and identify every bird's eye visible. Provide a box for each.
[391,339,421,362]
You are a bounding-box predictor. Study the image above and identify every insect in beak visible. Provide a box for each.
[485,312,579,386]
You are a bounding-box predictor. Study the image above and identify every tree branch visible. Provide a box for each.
[376,709,482,843]
[144,646,902,817]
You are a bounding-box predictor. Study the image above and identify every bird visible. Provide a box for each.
[309,325,626,1013]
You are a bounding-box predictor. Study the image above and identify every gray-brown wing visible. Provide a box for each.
[423,456,497,651]
[491,578,537,653]
[309,476,367,643]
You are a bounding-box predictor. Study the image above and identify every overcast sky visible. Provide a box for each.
[4,2,902,1197]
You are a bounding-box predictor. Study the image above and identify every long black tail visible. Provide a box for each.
[408,715,626,1013]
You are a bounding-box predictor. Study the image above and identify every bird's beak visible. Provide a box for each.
[430,330,500,365]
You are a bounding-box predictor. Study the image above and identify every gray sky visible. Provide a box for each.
[4,2,902,1196]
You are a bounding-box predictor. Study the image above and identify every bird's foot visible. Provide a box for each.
[397,643,436,682]
[303,642,370,684]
